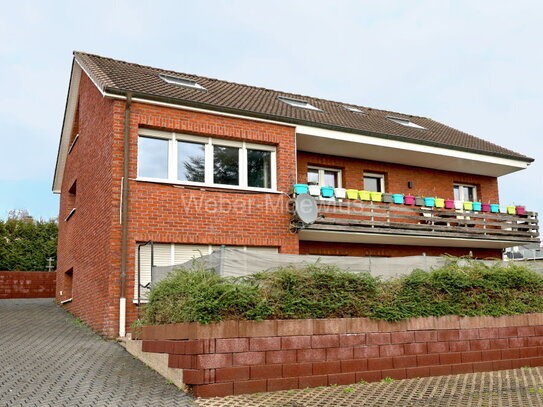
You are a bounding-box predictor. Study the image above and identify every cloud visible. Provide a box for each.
[0,0,541,217]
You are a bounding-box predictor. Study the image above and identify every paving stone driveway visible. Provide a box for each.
[0,298,196,407]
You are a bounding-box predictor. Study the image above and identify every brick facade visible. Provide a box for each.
[0,271,56,299]
[297,151,499,203]
[56,71,507,337]
[136,314,543,397]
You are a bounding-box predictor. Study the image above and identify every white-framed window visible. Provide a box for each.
[278,96,321,111]
[137,129,277,191]
[454,183,477,201]
[363,172,385,192]
[307,166,342,188]
[159,74,206,90]
[135,244,278,301]
[386,116,427,130]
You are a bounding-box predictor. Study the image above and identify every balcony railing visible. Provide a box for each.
[293,199,539,245]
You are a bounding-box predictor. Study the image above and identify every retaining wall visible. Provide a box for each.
[0,271,56,299]
[136,314,543,397]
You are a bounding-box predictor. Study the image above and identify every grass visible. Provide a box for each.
[141,258,543,325]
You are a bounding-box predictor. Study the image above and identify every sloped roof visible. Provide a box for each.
[74,51,532,162]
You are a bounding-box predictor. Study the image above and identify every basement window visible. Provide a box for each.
[386,116,427,130]
[278,96,321,111]
[343,105,365,113]
[159,74,206,90]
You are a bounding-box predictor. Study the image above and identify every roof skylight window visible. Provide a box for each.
[343,105,365,113]
[278,96,321,111]
[159,74,206,90]
[386,116,426,130]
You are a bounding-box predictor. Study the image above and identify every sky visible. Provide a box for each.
[0,0,542,221]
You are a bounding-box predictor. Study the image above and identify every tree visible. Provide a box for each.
[0,210,58,271]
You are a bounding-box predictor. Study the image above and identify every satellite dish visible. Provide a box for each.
[294,194,318,225]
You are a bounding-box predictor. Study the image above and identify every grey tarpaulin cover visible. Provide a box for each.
[150,248,543,287]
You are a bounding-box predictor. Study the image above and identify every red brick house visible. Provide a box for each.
[53,52,538,337]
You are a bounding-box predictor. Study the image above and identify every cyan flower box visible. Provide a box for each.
[321,187,334,198]
[423,197,435,207]
[472,202,482,211]
[490,204,499,213]
[293,184,308,194]
[392,194,404,204]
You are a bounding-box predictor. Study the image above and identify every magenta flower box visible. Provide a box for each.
[516,206,526,215]
[404,195,415,205]
[481,203,491,212]
[444,199,455,209]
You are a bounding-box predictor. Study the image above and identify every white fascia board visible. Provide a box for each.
[296,125,530,177]
[52,62,82,193]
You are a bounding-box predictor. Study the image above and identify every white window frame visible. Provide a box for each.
[307,166,342,188]
[454,183,477,201]
[278,96,321,111]
[363,172,385,193]
[159,74,206,90]
[137,129,277,192]
[386,116,427,130]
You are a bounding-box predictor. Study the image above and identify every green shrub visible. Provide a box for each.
[141,258,543,325]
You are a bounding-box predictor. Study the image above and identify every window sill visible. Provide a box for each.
[65,208,76,222]
[134,177,281,194]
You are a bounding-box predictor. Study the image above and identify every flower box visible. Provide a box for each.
[463,201,473,211]
[472,202,482,211]
[293,184,308,194]
[500,206,508,214]
[481,203,491,212]
[321,186,334,198]
[382,193,394,203]
[404,195,415,205]
[346,189,359,200]
[359,190,371,201]
[444,199,455,209]
[423,197,435,207]
[490,204,499,213]
[308,185,321,196]
[434,198,445,208]
[507,206,516,215]
[392,194,404,204]
[516,206,526,215]
[414,197,425,206]
[370,192,383,202]
[334,188,346,199]
[454,200,463,210]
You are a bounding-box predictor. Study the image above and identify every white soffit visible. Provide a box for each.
[299,230,525,249]
[296,125,530,177]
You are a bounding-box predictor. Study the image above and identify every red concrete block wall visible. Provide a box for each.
[297,151,500,203]
[0,271,56,299]
[137,314,543,397]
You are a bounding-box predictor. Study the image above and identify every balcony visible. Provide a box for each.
[293,199,539,249]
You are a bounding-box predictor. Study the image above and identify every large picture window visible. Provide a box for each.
[137,130,277,191]
[138,136,169,179]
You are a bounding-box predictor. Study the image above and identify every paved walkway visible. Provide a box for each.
[3,299,543,406]
[195,368,543,407]
[0,298,196,407]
